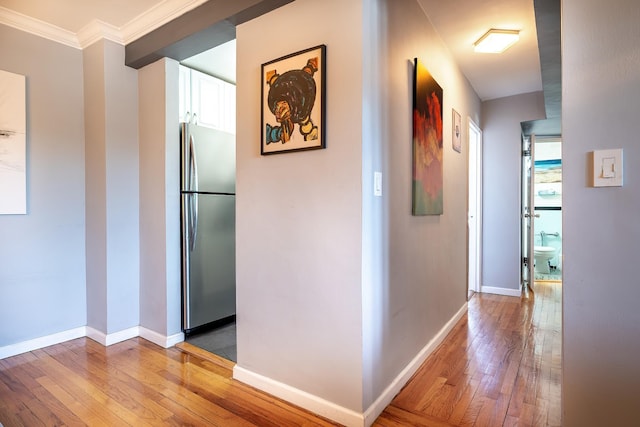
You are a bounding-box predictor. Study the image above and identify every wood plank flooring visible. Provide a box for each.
[0,281,560,426]
[375,281,561,427]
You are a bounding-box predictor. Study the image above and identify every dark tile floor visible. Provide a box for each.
[186,321,237,362]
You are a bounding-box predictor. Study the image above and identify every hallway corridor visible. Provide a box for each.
[375,281,562,426]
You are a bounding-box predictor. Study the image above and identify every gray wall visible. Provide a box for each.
[5,1,640,423]
[84,40,108,333]
[138,58,182,337]
[562,0,640,424]
[236,0,480,416]
[368,0,481,406]
[481,92,545,292]
[84,40,140,335]
[103,40,140,334]
[236,0,366,411]
[0,23,180,352]
[0,24,87,345]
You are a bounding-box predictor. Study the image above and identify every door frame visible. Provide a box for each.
[467,118,482,296]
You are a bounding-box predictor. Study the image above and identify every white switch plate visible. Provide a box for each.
[592,149,623,187]
[374,171,382,196]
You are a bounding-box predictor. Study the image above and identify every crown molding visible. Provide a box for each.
[77,20,124,48]
[121,0,209,44]
[0,0,208,50]
[0,6,80,49]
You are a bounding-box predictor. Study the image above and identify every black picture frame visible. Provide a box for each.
[261,44,326,155]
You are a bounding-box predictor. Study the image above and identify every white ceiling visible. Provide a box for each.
[181,39,237,84]
[0,0,541,101]
[416,0,541,101]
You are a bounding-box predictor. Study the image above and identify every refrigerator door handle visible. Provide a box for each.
[190,193,198,251]
[181,194,191,328]
[188,132,199,250]
[189,133,198,192]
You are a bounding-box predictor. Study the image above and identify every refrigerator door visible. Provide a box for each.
[181,123,235,194]
[182,193,236,331]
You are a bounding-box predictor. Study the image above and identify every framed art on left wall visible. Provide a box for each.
[0,69,27,215]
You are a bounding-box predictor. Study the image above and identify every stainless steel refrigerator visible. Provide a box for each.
[180,122,235,334]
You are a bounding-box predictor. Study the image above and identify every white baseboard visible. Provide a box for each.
[86,326,140,346]
[1,325,184,360]
[362,302,468,426]
[480,286,521,297]
[233,365,365,427]
[0,326,86,359]
[139,327,184,348]
[233,303,468,427]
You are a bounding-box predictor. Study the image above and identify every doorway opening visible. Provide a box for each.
[521,135,562,291]
[532,137,562,282]
[180,40,238,363]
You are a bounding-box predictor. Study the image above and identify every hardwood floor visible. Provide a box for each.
[0,281,560,426]
[0,338,337,426]
[375,281,562,427]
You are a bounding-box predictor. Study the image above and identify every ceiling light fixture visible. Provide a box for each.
[473,29,520,53]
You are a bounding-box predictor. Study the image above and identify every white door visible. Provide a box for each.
[468,119,482,296]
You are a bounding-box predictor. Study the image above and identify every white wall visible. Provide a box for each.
[562,0,640,424]
[235,0,365,414]
[0,24,87,347]
[481,92,545,292]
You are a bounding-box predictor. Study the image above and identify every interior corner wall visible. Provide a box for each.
[84,40,109,334]
[84,40,140,335]
[104,40,140,334]
[0,24,86,347]
[480,92,545,292]
[360,0,387,411]
[562,0,640,425]
[138,58,182,337]
[235,0,365,414]
[363,0,481,408]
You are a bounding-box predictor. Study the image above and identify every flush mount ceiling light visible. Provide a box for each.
[473,29,520,53]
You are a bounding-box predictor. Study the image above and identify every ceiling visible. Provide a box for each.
[416,0,560,135]
[181,39,236,84]
[416,0,542,101]
[0,0,169,33]
[0,0,559,132]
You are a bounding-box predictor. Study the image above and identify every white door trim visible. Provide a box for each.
[468,118,483,295]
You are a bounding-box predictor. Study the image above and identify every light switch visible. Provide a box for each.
[601,157,616,178]
[374,171,382,196]
[592,149,623,187]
